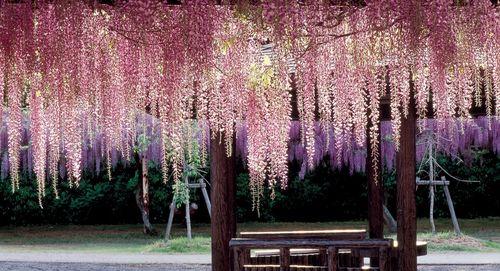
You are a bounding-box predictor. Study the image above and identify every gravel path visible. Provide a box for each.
[2,251,500,265]
[418,266,500,271]
[0,251,211,264]
[1,251,500,270]
[0,262,499,271]
[0,262,211,271]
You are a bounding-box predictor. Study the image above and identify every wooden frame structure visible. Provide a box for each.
[210,88,422,271]
[416,177,461,235]
[165,178,212,241]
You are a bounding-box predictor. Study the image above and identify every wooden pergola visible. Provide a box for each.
[1,1,497,271]
[210,87,493,271]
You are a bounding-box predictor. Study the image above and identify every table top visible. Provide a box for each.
[239,229,367,240]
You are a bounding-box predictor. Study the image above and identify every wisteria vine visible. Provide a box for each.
[0,0,498,208]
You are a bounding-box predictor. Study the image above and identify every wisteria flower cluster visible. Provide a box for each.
[0,0,498,208]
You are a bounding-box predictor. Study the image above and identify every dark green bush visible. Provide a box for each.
[0,150,498,225]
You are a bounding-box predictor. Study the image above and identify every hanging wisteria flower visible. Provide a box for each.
[0,0,498,209]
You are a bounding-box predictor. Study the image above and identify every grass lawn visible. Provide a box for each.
[0,218,498,254]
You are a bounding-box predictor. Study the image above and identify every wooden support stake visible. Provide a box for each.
[165,201,175,241]
[200,179,212,218]
[441,176,461,235]
[383,204,397,233]
[396,87,417,271]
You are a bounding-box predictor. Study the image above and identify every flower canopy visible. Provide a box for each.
[0,0,499,206]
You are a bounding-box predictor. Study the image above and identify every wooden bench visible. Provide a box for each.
[238,230,367,267]
[230,238,393,271]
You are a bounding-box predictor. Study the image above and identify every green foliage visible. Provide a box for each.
[0,161,172,225]
[0,150,498,225]
[236,161,369,222]
[134,133,151,153]
[172,122,208,208]
[172,181,189,208]
[384,150,500,219]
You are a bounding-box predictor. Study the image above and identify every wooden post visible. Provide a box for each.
[210,132,236,271]
[233,247,244,271]
[280,247,290,271]
[367,95,384,269]
[327,247,338,271]
[396,89,417,271]
[366,110,384,239]
[379,247,388,271]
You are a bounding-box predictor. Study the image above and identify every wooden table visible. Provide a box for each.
[232,230,428,271]
[230,238,392,271]
[235,229,368,270]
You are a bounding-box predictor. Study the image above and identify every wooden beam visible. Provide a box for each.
[416,180,450,186]
[396,87,417,271]
[210,132,236,271]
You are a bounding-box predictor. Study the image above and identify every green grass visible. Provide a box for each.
[145,237,211,253]
[0,218,498,254]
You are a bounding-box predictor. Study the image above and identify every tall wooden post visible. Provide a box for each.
[367,108,384,239]
[396,91,417,271]
[210,132,236,271]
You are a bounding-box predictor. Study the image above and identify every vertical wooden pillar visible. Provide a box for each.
[210,132,236,271]
[367,110,384,239]
[396,91,417,271]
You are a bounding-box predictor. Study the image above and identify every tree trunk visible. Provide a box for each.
[135,152,156,235]
[210,132,236,271]
[396,88,417,271]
